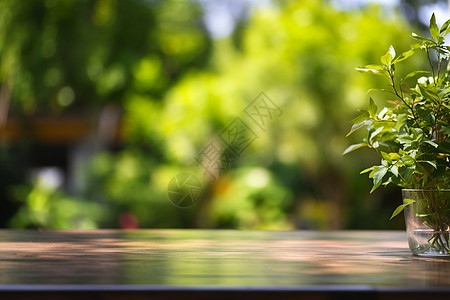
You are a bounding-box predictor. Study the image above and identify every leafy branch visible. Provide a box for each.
[344,14,450,254]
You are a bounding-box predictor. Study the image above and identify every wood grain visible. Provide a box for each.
[0,230,448,299]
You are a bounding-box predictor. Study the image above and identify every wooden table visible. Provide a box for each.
[0,230,449,299]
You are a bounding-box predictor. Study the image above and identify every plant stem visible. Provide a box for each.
[419,190,449,255]
[387,68,420,126]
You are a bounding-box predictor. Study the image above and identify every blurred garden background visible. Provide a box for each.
[0,0,447,229]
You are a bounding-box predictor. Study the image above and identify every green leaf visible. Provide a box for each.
[368,97,378,117]
[440,18,450,34]
[389,153,401,160]
[410,127,424,139]
[392,49,414,64]
[400,155,416,167]
[390,199,415,220]
[430,13,440,40]
[419,85,440,103]
[377,107,389,119]
[362,64,384,71]
[439,19,450,38]
[419,160,437,169]
[394,114,407,132]
[370,166,388,193]
[397,135,414,144]
[424,140,438,148]
[391,165,399,177]
[342,143,368,155]
[381,151,392,164]
[350,111,370,124]
[355,66,385,75]
[381,46,395,65]
[411,32,435,44]
[360,167,374,175]
[388,46,396,59]
[435,46,449,55]
[400,71,429,84]
[369,126,384,142]
[346,120,372,137]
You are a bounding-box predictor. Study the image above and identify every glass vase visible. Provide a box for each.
[403,189,450,256]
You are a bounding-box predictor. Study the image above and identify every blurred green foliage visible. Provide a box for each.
[0,0,210,113]
[1,0,428,229]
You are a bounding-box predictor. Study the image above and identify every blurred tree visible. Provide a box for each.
[0,0,212,228]
[0,0,211,115]
[79,0,426,230]
[4,0,431,230]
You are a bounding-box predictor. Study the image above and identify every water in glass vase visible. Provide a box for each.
[407,229,450,256]
[403,190,450,257]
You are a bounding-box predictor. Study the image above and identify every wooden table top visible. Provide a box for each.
[0,230,449,299]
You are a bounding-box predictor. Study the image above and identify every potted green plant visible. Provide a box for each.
[344,14,450,256]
